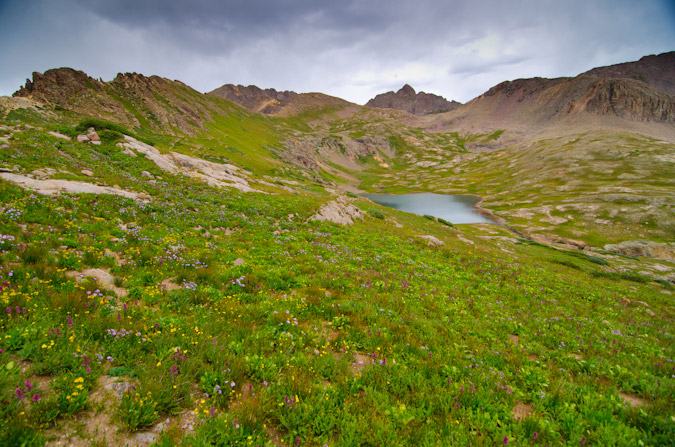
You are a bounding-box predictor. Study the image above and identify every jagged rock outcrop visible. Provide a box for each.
[208,84,298,114]
[13,68,222,135]
[366,84,461,115]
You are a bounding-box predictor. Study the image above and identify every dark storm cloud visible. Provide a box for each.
[0,0,673,103]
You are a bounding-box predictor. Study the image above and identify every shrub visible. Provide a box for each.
[98,129,124,143]
[369,210,384,220]
[75,118,130,135]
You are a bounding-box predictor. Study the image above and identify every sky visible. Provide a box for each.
[0,0,673,104]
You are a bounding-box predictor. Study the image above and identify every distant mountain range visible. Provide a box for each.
[10,51,675,133]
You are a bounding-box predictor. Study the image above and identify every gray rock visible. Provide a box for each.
[416,235,445,247]
[135,433,158,444]
[104,381,136,399]
[81,169,94,177]
[646,309,655,316]
[233,258,245,266]
[76,134,90,143]
[48,131,71,140]
[604,240,675,260]
[91,140,101,146]
[141,170,153,178]
[31,169,48,178]
[87,131,100,141]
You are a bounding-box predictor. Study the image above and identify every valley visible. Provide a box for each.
[0,51,673,446]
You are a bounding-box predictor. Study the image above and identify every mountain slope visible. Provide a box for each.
[13,68,229,136]
[208,84,353,117]
[366,84,461,115]
[432,74,675,135]
[580,51,675,95]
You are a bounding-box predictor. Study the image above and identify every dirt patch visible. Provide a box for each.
[511,402,533,420]
[66,268,127,298]
[350,353,373,374]
[620,392,645,408]
[160,277,181,292]
[320,321,339,340]
[508,335,520,346]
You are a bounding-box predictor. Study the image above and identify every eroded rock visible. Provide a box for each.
[604,240,675,259]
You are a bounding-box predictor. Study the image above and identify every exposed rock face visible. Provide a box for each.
[580,51,675,95]
[582,78,675,122]
[117,136,261,193]
[0,172,139,199]
[604,240,675,259]
[14,68,105,104]
[366,84,461,115]
[278,135,389,174]
[208,84,298,114]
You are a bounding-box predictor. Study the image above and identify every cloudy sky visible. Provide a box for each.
[1,0,673,104]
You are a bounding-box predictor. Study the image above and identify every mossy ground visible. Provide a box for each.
[0,119,673,446]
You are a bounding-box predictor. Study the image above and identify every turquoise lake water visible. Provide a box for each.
[362,193,494,224]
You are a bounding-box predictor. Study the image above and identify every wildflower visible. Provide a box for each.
[533,432,538,440]
[67,315,73,327]
[25,379,33,391]
[14,388,24,400]
[503,436,509,444]
[32,393,40,402]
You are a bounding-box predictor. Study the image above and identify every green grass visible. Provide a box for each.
[0,108,673,446]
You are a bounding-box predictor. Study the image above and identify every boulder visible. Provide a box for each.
[416,235,445,247]
[309,199,364,225]
[87,131,100,141]
[76,134,90,143]
[81,169,94,177]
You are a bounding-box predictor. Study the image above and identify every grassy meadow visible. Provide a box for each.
[0,109,673,447]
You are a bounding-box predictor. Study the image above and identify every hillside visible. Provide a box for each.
[208,84,353,118]
[0,52,674,447]
[366,84,461,115]
[581,51,675,95]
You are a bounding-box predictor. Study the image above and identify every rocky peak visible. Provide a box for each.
[13,68,104,105]
[366,85,461,115]
[398,84,416,96]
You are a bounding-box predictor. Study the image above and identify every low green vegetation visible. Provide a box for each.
[0,119,673,446]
